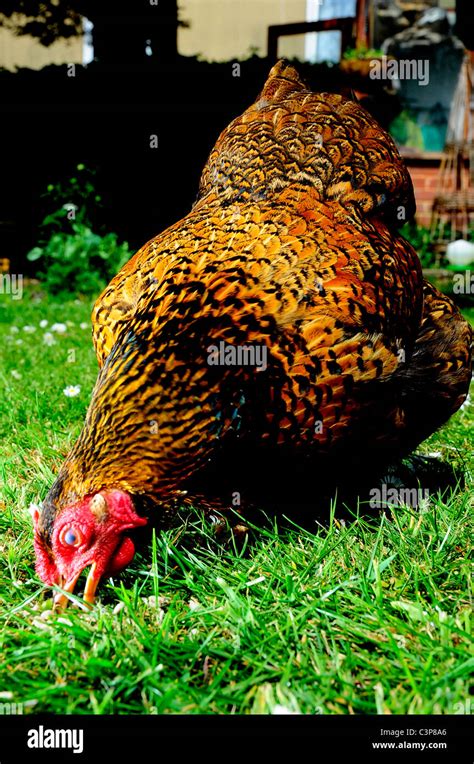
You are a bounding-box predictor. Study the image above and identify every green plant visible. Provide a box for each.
[42,163,103,231]
[400,221,437,268]
[28,165,131,296]
[342,45,384,61]
[389,109,424,151]
[27,220,131,296]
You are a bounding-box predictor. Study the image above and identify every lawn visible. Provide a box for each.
[0,288,472,715]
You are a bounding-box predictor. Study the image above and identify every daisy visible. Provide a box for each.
[10,326,19,334]
[23,325,36,333]
[51,322,67,334]
[10,370,22,380]
[80,322,89,330]
[63,385,81,398]
[43,332,56,346]
[39,319,48,329]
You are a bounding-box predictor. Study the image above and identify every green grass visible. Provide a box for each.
[0,289,472,715]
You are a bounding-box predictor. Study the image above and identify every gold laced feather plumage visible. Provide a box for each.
[38,61,472,541]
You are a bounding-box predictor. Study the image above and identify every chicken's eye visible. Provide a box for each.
[59,526,83,547]
[369,183,388,208]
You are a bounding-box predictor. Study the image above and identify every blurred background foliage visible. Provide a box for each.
[26,165,131,295]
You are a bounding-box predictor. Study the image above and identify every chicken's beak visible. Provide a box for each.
[53,572,81,611]
[83,563,101,605]
[53,563,100,611]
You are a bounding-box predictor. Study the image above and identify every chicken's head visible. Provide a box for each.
[30,490,147,608]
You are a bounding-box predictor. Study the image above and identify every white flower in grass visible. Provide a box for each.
[39,319,48,329]
[23,325,36,333]
[51,322,67,334]
[43,332,56,346]
[10,370,22,380]
[80,322,89,330]
[10,326,19,333]
[63,385,81,398]
[15,339,24,345]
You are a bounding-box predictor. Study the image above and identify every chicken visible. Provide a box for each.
[31,61,472,607]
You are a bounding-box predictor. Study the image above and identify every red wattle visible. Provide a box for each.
[105,536,136,575]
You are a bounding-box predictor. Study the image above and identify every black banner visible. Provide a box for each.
[0,714,471,760]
